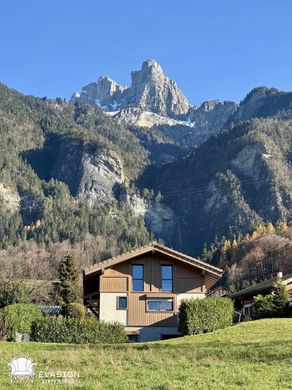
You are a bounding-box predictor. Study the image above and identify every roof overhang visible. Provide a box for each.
[84,242,223,278]
[230,275,292,299]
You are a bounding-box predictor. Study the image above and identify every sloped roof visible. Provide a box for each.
[230,274,292,299]
[84,242,223,277]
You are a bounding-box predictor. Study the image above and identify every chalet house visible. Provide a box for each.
[231,272,292,318]
[83,242,223,341]
[206,285,231,298]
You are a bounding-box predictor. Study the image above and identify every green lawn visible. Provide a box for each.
[0,319,291,389]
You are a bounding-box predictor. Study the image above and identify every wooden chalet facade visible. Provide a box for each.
[83,242,223,341]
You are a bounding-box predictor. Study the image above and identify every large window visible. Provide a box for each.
[161,265,173,291]
[132,265,144,291]
[147,298,173,312]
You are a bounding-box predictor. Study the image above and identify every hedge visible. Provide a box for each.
[0,303,43,341]
[31,317,127,344]
[62,302,87,320]
[178,297,233,335]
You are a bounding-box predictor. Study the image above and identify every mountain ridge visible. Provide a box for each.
[71,60,238,161]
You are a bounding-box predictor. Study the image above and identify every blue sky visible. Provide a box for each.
[1,0,292,104]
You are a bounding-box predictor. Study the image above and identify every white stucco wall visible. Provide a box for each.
[177,293,205,308]
[99,292,127,325]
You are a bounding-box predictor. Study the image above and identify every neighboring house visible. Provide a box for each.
[83,242,223,341]
[207,285,231,298]
[231,272,292,318]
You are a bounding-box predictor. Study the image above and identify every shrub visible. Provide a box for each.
[0,303,43,341]
[31,317,127,344]
[254,281,291,318]
[178,297,233,335]
[0,278,30,309]
[62,302,86,320]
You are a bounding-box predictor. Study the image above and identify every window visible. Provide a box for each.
[117,296,127,310]
[161,265,173,291]
[147,298,173,312]
[128,335,139,342]
[132,265,144,291]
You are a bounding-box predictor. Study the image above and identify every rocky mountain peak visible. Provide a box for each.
[140,59,164,76]
[127,59,189,117]
[70,60,190,117]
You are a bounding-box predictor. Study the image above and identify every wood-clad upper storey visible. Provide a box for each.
[98,252,205,294]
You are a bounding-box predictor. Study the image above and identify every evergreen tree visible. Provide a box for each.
[254,281,290,318]
[272,281,290,316]
[58,254,79,305]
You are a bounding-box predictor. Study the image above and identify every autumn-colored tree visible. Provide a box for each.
[256,224,266,237]
[266,222,275,234]
[278,221,289,233]
[251,231,258,240]
[231,239,238,253]
[220,240,232,267]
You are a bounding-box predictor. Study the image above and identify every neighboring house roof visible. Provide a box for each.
[207,285,231,297]
[84,242,223,277]
[230,274,292,299]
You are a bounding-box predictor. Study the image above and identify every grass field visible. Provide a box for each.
[0,319,291,389]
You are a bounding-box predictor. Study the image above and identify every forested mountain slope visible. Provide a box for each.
[139,117,292,254]
[0,65,291,285]
[0,83,153,261]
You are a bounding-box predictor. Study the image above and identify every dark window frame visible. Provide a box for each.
[116,296,128,310]
[132,264,144,292]
[161,265,173,292]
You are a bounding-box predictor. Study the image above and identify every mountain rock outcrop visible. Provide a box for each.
[70,60,237,157]
[231,87,292,123]
[71,59,189,117]
[124,60,189,116]
[53,141,124,203]
[71,76,127,110]
[118,192,177,241]
[188,100,237,139]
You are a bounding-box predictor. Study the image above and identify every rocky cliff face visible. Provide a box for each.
[71,76,127,110]
[124,60,189,117]
[71,59,189,117]
[28,135,125,204]
[118,192,177,241]
[188,100,238,139]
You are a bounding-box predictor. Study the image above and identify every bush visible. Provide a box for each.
[0,303,43,341]
[178,297,233,335]
[62,302,86,320]
[31,317,127,344]
[0,278,30,309]
[254,281,291,318]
